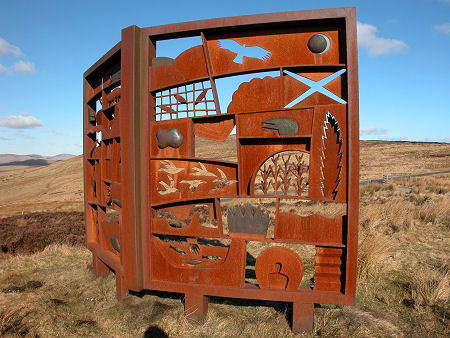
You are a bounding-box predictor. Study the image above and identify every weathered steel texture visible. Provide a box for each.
[100,221,121,255]
[255,246,304,291]
[120,25,145,294]
[314,247,343,292]
[193,115,235,141]
[207,30,341,76]
[83,7,359,333]
[227,76,283,114]
[151,159,238,204]
[275,213,344,245]
[283,70,345,109]
[152,200,222,238]
[151,45,208,90]
[151,237,246,286]
[83,38,124,291]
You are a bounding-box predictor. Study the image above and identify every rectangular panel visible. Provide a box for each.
[207,29,342,76]
[150,159,238,204]
[237,109,313,138]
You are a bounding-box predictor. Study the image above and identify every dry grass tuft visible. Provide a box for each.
[409,175,450,195]
[360,183,394,197]
[408,264,449,308]
[360,199,415,234]
[357,233,393,283]
[416,196,450,227]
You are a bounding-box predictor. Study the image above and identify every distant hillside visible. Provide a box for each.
[0,159,49,167]
[0,155,83,216]
[46,154,76,161]
[0,153,76,166]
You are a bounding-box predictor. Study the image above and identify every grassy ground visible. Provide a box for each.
[0,174,448,337]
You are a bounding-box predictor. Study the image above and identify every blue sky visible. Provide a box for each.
[0,0,449,156]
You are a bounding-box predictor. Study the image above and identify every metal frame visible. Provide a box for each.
[83,7,359,332]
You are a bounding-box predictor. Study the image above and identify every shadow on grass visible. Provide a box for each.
[143,325,168,338]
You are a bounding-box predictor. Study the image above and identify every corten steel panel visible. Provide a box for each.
[84,7,359,333]
[83,42,125,290]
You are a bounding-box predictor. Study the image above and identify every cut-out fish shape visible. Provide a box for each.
[182,259,202,265]
[217,39,271,64]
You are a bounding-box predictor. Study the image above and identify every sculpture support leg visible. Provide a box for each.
[292,302,314,333]
[115,272,127,300]
[93,255,109,277]
[184,290,208,323]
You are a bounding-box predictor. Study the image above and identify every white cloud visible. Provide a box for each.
[0,64,8,74]
[357,21,407,56]
[17,133,35,140]
[360,126,388,135]
[440,137,450,143]
[0,37,23,56]
[0,135,10,140]
[0,113,43,129]
[13,60,35,73]
[377,136,409,141]
[49,128,63,135]
[434,23,450,35]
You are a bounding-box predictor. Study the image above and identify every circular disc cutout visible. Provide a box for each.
[255,246,304,291]
[308,34,330,54]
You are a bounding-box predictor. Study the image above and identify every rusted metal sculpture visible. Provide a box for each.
[83,7,359,332]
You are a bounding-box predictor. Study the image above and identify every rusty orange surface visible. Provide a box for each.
[83,8,359,333]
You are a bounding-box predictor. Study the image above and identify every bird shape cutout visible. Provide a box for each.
[190,162,217,177]
[158,160,185,174]
[157,176,179,195]
[217,39,271,64]
[212,168,237,190]
[180,179,206,192]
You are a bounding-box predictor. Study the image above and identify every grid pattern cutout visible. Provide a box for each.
[154,81,216,121]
